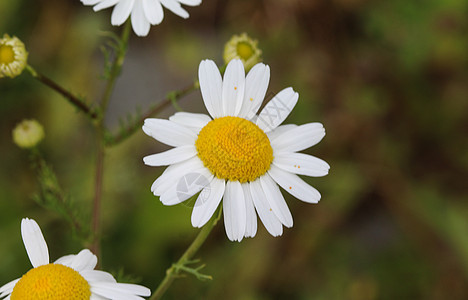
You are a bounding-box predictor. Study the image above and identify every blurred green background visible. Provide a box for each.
[1,0,468,299]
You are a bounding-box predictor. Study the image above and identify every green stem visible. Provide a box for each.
[90,22,132,257]
[100,21,131,116]
[90,139,105,257]
[29,149,86,239]
[26,65,98,120]
[149,208,222,300]
[105,80,199,147]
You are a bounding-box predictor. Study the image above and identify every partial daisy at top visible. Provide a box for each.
[143,59,330,242]
[81,0,202,36]
[0,218,151,300]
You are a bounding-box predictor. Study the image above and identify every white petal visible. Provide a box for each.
[249,180,283,237]
[198,60,223,118]
[142,0,164,25]
[238,63,270,120]
[223,181,246,242]
[273,152,330,177]
[191,178,225,228]
[259,174,293,227]
[221,59,245,117]
[81,0,102,6]
[91,286,141,300]
[177,0,201,6]
[256,87,298,132]
[91,282,150,300]
[111,0,135,26]
[169,112,212,130]
[143,145,196,166]
[242,183,257,238]
[81,270,117,283]
[267,124,297,141]
[268,165,321,203]
[93,0,119,11]
[271,122,325,153]
[159,168,214,206]
[150,156,203,196]
[69,249,98,272]
[90,294,107,300]
[21,218,49,268]
[131,0,150,36]
[142,118,197,147]
[0,279,19,297]
[160,0,189,18]
[54,254,76,267]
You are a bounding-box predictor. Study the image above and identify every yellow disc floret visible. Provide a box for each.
[0,34,28,78]
[196,116,273,183]
[236,42,254,61]
[0,44,15,64]
[223,33,262,71]
[11,264,91,300]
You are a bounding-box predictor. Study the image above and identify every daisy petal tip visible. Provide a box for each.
[140,287,152,296]
[142,156,151,165]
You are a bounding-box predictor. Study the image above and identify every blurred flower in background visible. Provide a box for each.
[224,33,262,71]
[0,218,151,300]
[12,119,45,149]
[0,34,27,78]
[81,0,202,36]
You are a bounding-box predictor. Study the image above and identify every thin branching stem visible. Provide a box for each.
[90,21,131,257]
[30,149,86,239]
[26,65,98,119]
[105,80,199,147]
[150,208,222,300]
[90,140,105,256]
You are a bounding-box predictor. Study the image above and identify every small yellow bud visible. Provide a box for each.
[12,119,45,149]
[224,33,262,71]
[0,34,28,78]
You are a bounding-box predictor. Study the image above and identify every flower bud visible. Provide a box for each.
[223,33,262,71]
[12,119,45,149]
[0,34,28,78]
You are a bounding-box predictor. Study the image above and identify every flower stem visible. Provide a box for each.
[26,65,98,120]
[105,80,199,147]
[150,208,222,300]
[90,22,132,257]
[90,139,105,256]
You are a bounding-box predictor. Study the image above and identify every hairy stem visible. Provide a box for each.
[105,80,199,147]
[150,208,222,300]
[26,65,98,119]
[90,21,131,257]
[90,140,105,256]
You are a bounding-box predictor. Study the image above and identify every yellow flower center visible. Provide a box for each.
[0,45,15,64]
[236,42,254,60]
[196,116,273,183]
[11,264,91,300]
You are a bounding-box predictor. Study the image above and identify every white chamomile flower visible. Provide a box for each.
[81,0,202,37]
[0,218,151,300]
[143,59,330,242]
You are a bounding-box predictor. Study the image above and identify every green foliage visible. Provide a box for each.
[30,151,89,242]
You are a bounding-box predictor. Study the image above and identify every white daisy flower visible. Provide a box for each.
[81,0,202,37]
[143,59,330,242]
[0,218,151,300]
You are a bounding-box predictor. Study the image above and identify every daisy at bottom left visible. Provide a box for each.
[0,218,151,300]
